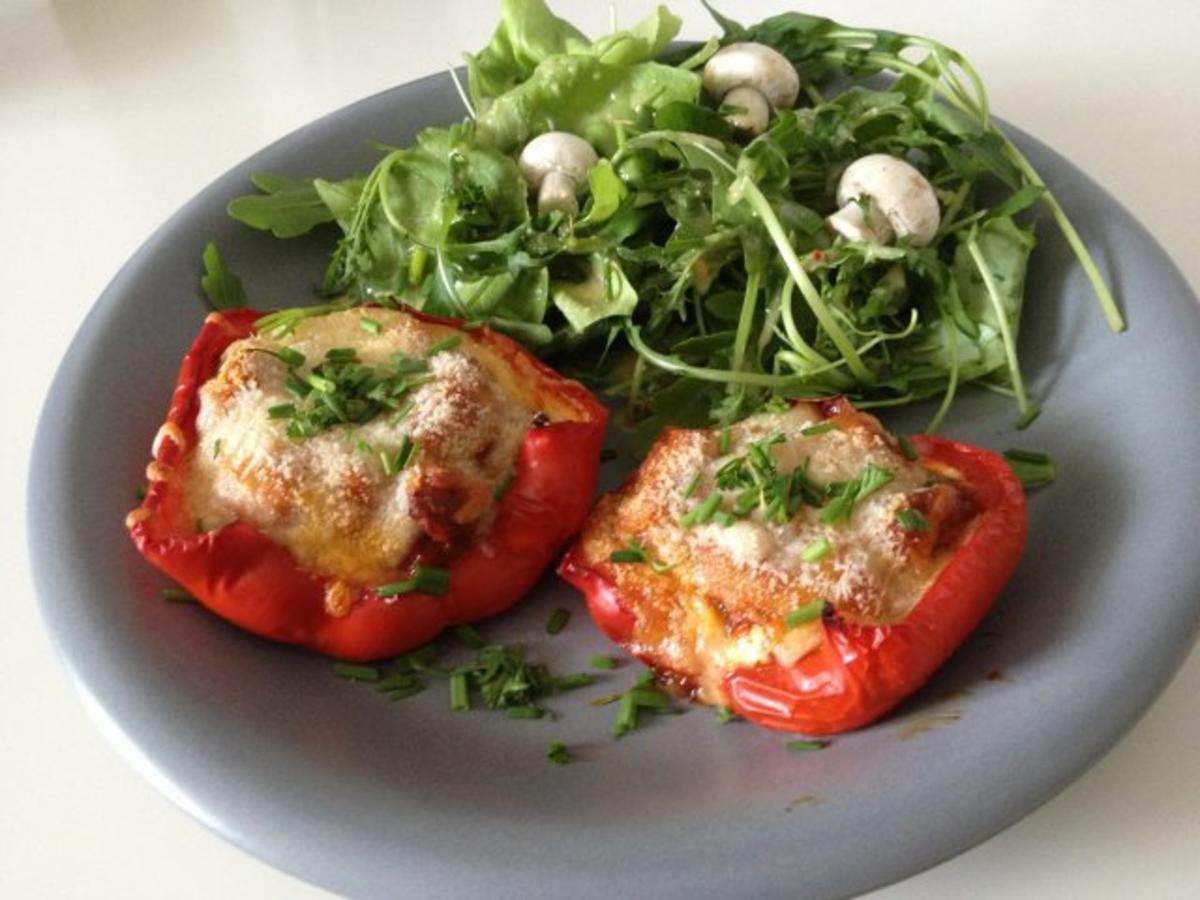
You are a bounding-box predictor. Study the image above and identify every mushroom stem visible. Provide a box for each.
[825,202,894,245]
[537,171,580,217]
[722,85,770,135]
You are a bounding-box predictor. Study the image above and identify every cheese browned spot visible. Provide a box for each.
[574,402,978,703]
[178,308,579,601]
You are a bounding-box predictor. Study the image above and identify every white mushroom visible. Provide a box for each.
[826,154,941,246]
[517,132,599,217]
[702,42,800,136]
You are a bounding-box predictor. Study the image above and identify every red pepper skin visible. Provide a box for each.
[129,307,608,661]
[558,431,1026,735]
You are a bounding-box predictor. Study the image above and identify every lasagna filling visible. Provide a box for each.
[574,401,978,702]
[181,308,570,598]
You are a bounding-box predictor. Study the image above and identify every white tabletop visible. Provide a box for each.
[4,1,1198,897]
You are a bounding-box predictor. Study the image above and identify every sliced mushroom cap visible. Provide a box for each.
[518,132,599,216]
[827,154,941,246]
[703,42,801,109]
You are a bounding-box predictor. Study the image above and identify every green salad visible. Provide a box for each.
[220,0,1123,441]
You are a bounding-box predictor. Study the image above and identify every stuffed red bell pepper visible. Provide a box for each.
[558,398,1026,734]
[128,305,607,661]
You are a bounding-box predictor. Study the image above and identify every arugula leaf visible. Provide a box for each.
[227,173,336,238]
[199,242,247,310]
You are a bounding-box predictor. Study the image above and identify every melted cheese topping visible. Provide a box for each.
[182,309,552,593]
[575,402,977,703]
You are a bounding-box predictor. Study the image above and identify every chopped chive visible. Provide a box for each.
[785,599,826,629]
[801,537,832,563]
[426,335,461,357]
[386,683,427,701]
[505,705,544,719]
[274,347,305,368]
[801,422,834,436]
[160,587,196,604]
[897,434,919,461]
[1004,448,1056,489]
[453,624,486,649]
[590,655,618,670]
[380,449,401,476]
[449,671,470,711]
[545,607,571,635]
[332,661,380,682]
[786,739,830,752]
[717,705,738,723]
[613,691,638,738]
[592,692,624,706]
[609,549,645,563]
[630,687,674,710]
[682,472,702,498]
[376,672,421,692]
[546,741,571,765]
[212,438,223,459]
[553,672,594,691]
[1003,448,1052,464]
[324,347,358,362]
[896,508,930,531]
[493,470,515,500]
[609,539,648,564]
[719,425,732,454]
[359,316,383,335]
[135,483,147,501]
[375,564,451,598]
[267,403,295,419]
[307,372,336,393]
[395,434,417,471]
[712,509,737,527]
[679,492,722,528]
[649,558,678,575]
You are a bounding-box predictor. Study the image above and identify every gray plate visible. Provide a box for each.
[28,69,1200,900]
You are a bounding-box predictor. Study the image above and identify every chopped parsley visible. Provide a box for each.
[546,741,571,765]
